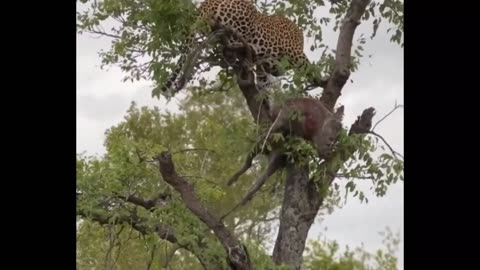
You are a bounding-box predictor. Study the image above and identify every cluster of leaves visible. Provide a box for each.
[367,0,404,46]
[303,227,400,270]
[336,134,404,203]
[77,0,198,91]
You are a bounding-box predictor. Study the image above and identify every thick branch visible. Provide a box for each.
[320,0,371,110]
[114,193,171,211]
[155,152,252,270]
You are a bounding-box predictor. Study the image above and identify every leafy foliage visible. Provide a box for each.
[304,227,400,270]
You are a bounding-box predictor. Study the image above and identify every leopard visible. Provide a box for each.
[160,0,318,95]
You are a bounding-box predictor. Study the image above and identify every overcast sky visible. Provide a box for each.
[77,2,403,268]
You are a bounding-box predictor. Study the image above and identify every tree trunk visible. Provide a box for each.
[272,165,323,269]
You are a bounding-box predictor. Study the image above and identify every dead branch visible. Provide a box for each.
[349,107,376,135]
[155,152,252,270]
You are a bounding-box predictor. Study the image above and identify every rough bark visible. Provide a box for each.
[271,165,320,266]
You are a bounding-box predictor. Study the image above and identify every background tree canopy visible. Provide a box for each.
[76,0,403,269]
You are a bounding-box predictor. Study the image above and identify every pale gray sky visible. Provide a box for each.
[77,2,403,268]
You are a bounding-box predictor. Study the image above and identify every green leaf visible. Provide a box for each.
[359,192,365,203]
[346,181,356,193]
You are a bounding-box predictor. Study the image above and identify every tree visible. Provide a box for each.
[76,0,404,269]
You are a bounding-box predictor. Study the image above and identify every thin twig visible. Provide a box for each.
[112,228,125,267]
[368,131,404,160]
[260,109,282,152]
[86,29,122,39]
[173,148,216,155]
[336,174,374,180]
[104,225,124,270]
[372,103,403,131]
